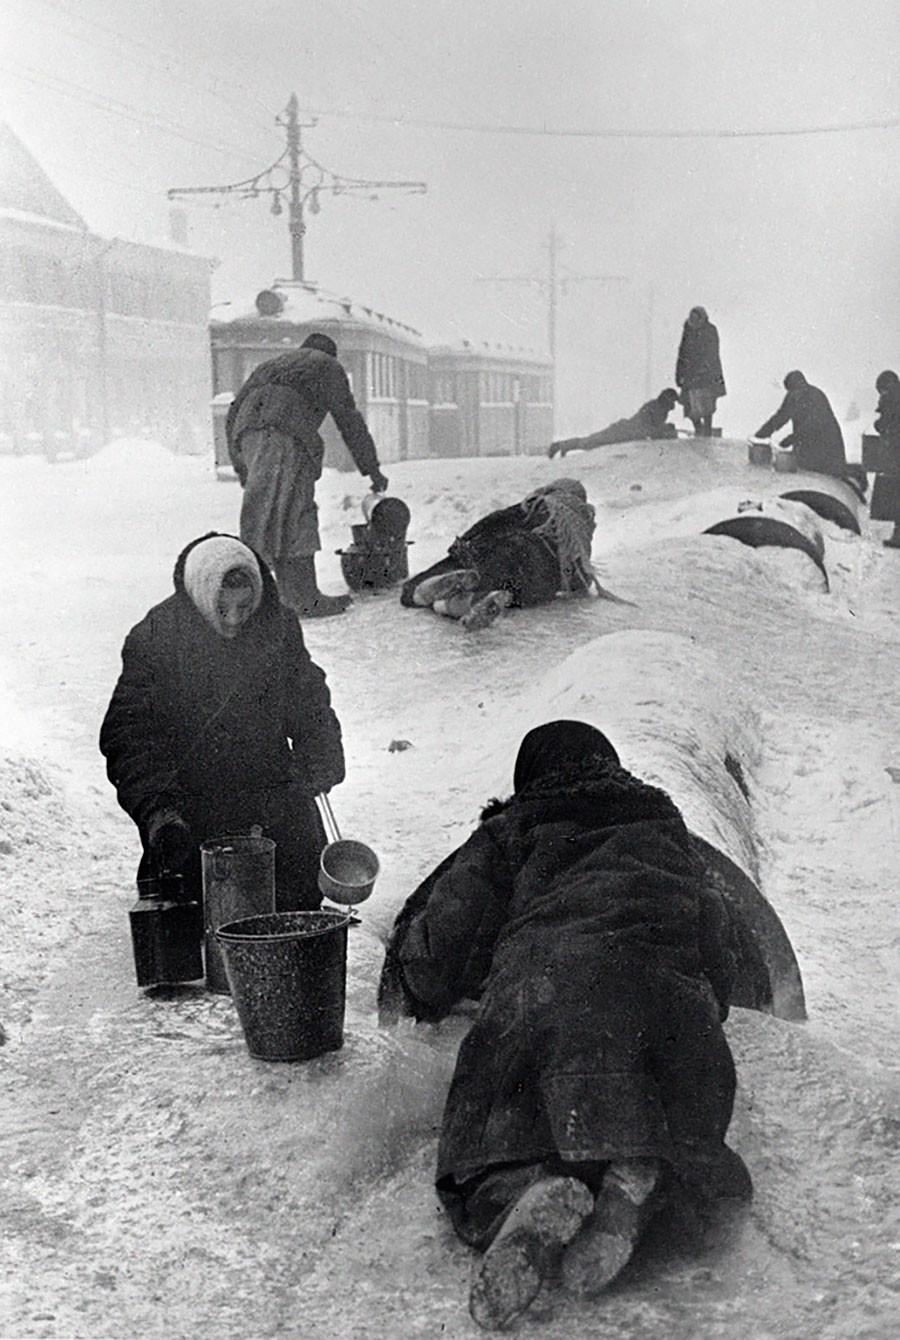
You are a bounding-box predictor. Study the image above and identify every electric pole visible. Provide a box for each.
[168,94,426,283]
[478,224,628,428]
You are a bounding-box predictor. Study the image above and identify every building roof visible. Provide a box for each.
[0,123,86,231]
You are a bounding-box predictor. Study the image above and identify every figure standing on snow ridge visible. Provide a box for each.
[100,534,345,914]
[548,388,680,458]
[400,479,601,631]
[675,306,726,437]
[226,332,389,618]
[869,370,900,548]
[378,721,752,1331]
[754,370,849,479]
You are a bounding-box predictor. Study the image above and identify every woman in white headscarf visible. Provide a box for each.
[100,532,345,907]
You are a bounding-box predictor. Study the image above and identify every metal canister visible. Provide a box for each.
[200,835,276,993]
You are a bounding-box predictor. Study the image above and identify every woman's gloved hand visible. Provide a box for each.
[148,809,193,873]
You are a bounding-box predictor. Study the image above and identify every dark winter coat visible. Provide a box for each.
[756,382,847,477]
[675,321,726,397]
[400,496,594,609]
[379,761,750,1203]
[553,399,676,453]
[225,347,380,482]
[875,383,900,444]
[99,538,345,908]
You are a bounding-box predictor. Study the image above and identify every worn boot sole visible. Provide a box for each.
[469,1176,594,1331]
[562,1158,662,1299]
[413,569,480,607]
[461,590,512,632]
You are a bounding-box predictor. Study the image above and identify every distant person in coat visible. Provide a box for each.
[100,533,345,909]
[870,370,900,548]
[548,388,679,458]
[226,333,389,618]
[754,370,848,478]
[675,307,726,437]
[378,721,751,1331]
[400,479,601,631]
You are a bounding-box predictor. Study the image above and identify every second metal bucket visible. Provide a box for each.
[201,834,276,993]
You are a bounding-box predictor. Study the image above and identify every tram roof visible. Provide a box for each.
[428,339,552,370]
[210,281,424,344]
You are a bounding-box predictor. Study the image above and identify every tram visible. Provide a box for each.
[210,282,554,471]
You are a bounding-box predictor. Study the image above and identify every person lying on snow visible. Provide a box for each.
[400,479,600,631]
[378,721,752,1331]
[100,533,345,910]
[548,388,680,459]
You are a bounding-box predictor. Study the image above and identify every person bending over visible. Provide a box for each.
[379,721,751,1331]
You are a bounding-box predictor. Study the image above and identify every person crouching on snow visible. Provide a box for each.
[378,720,751,1331]
[100,533,345,909]
[400,479,600,631]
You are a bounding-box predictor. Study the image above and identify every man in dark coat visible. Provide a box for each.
[379,721,751,1331]
[870,369,900,547]
[548,388,679,458]
[675,307,726,437]
[754,369,848,478]
[400,479,600,630]
[226,332,389,618]
[100,533,345,909]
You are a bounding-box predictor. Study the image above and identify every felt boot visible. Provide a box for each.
[461,589,512,632]
[276,556,351,618]
[562,1158,663,1298]
[469,1176,594,1331]
[412,568,480,607]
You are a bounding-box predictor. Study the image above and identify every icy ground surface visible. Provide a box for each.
[1,436,898,1339]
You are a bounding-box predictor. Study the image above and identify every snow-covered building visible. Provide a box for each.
[0,123,215,457]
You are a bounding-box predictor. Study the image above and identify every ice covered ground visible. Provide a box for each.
[0,435,898,1339]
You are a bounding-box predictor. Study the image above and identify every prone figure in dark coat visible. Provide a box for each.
[400,479,602,631]
[226,332,389,619]
[548,388,679,458]
[100,533,345,913]
[379,721,751,1331]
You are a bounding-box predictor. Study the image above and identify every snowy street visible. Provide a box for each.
[1,437,899,1339]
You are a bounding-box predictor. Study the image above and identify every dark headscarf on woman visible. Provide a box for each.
[513,719,620,792]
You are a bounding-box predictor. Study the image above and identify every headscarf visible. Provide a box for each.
[688,306,708,326]
[513,720,620,792]
[521,478,596,592]
[183,535,263,637]
[783,369,807,392]
[876,370,899,394]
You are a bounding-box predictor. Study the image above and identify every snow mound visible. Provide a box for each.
[84,436,201,477]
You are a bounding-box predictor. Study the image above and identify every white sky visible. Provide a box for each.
[2,0,898,432]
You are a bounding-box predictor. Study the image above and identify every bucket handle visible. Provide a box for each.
[315,796,362,925]
[316,793,341,844]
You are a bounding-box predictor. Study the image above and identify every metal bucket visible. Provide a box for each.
[215,910,350,1061]
[773,448,797,473]
[747,439,772,467]
[316,795,379,905]
[200,834,276,994]
[361,493,411,540]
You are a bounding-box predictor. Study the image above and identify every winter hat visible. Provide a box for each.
[876,370,899,393]
[302,332,338,357]
[183,535,263,636]
[783,370,807,391]
[513,720,620,792]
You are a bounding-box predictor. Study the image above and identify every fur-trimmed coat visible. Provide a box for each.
[379,761,750,1203]
[99,536,345,907]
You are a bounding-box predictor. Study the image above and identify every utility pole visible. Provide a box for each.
[168,94,426,284]
[478,224,628,427]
